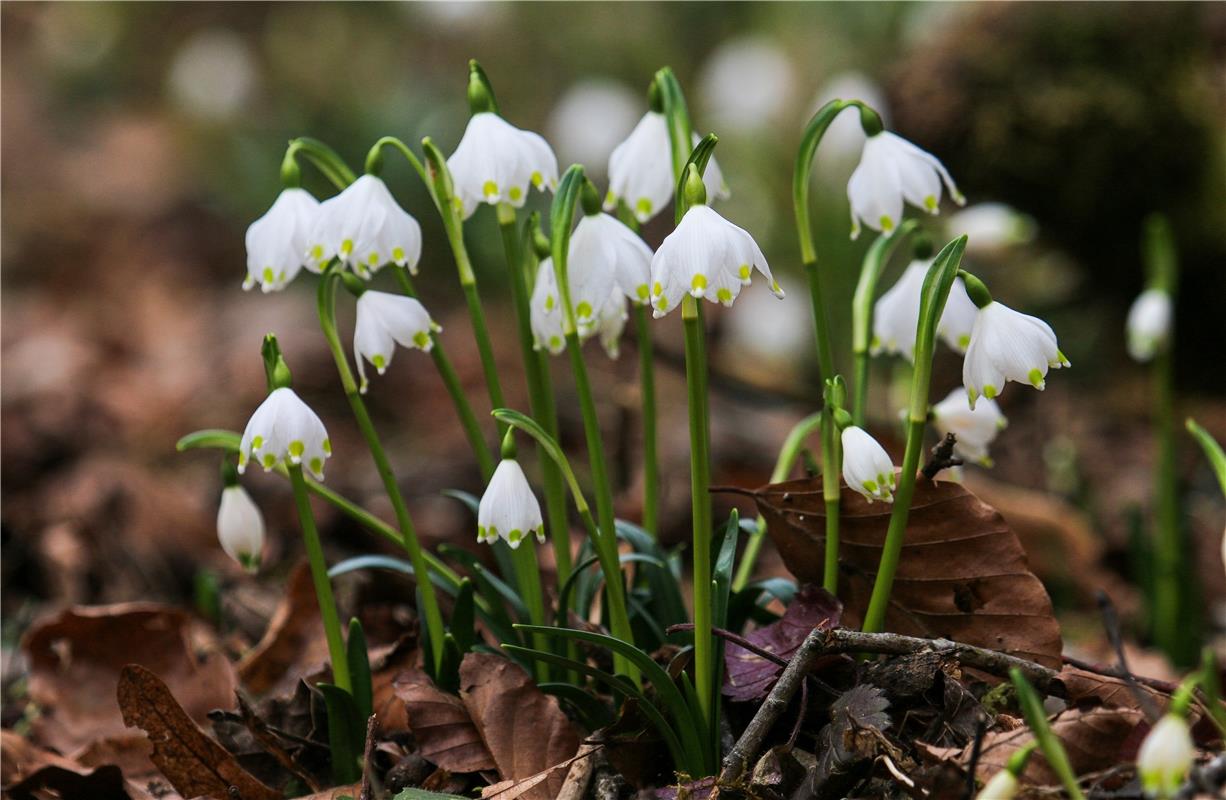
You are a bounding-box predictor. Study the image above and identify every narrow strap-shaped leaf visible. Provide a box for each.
[317,683,363,785]
[536,682,614,730]
[345,619,373,728]
[441,488,480,516]
[439,544,529,622]
[450,579,477,655]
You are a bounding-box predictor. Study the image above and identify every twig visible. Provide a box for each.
[963,716,986,800]
[235,691,322,793]
[921,433,963,480]
[666,622,839,695]
[1097,591,1161,722]
[1173,753,1226,800]
[359,715,376,800]
[720,627,828,783]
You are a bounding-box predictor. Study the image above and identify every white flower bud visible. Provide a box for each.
[841,426,896,503]
[975,768,1018,799]
[1126,288,1172,363]
[1136,714,1194,798]
[477,459,544,549]
[932,388,1007,466]
[217,485,265,572]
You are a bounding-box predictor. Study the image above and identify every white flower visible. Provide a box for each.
[872,260,979,359]
[1126,288,1172,363]
[217,484,265,571]
[592,289,628,359]
[948,202,1036,254]
[531,257,628,359]
[697,36,796,134]
[963,301,1069,408]
[810,72,891,167]
[932,388,1007,466]
[568,212,653,332]
[841,426,896,503]
[546,80,640,173]
[308,174,422,278]
[239,387,331,480]
[604,112,729,223]
[447,112,558,220]
[354,290,440,394]
[1136,714,1194,798]
[477,458,544,549]
[975,769,1018,800]
[649,204,781,317]
[848,131,964,239]
[244,188,319,292]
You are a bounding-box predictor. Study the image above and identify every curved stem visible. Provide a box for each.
[634,305,660,537]
[289,465,351,692]
[683,296,714,738]
[317,270,447,675]
[851,220,919,426]
[287,137,358,190]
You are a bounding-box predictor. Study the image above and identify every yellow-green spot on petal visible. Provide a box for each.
[482,180,498,198]
[690,274,708,293]
[508,529,523,545]
[251,435,264,450]
[262,266,275,284]
[716,288,733,303]
[544,295,555,311]
[635,198,652,217]
[738,265,751,280]
[372,354,386,370]
[879,216,895,232]
[1028,368,1044,387]
[604,189,616,206]
[413,331,430,348]
[549,335,561,350]
[508,186,523,202]
[958,334,971,349]
[309,457,323,475]
[863,479,878,493]
[392,247,405,263]
[576,301,593,320]
[288,440,305,457]
[771,279,782,294]
[311,244,324,260]
[655,297,668,311]
[983,384,997,399]
[368,252,380,266]
[652,281,663,296]
[487,526,498,540]
[477,525,488,542]
[322,438,332,455]
[924,194,939,212]
[530,171,543,188]
[237,451,247,466]
[341,238,354,255]
[636,284,649,301]
[262,453,277,468]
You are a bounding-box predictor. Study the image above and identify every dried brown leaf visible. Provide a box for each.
[393,668,496,773]
[238,561,331,696]
[460,652,581,800]
[117,663,281,800]
[757,477,1062,668]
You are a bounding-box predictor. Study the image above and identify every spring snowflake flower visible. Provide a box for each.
[354,291,440,394]
[530,258,627,359]
[307,175,422,278]
[932,388,1007,467]
[963,302,1068,408]
[947,202,1036,254]
[217,484,265,571]
[244,188,319,292]
[604,112,729,223]
[848,131,964,239]
[872,260,979,359]
[975,769,1018,800]
[1126,288,1172,363]
[650,204,782,317]
[1136,714,1193,799]
[568,212,653,332]
[477,458,545,549]
[239,387,332,480]
[841,426,896,503]
[447,112,558,220]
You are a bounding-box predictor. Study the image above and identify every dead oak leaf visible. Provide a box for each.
[238,561,331,697]
[393,668,496,774]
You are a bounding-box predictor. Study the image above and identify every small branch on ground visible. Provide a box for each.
[359,715,376,800]
[235,691,322,794]
[1174,753,1226,800]
[921,433,963,480]
[1097,591,1161,722]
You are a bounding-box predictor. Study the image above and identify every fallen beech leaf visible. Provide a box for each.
[723,584,841,701]
[5,763,130,800]
[393,668,496,773]
[459,653,580,800]
[238,562,331,696]
[290,782,361,799]
[21,602,235,752]
[1059,665,1173,714]
[370,635,419,733]
[117,663,281,800]
[757,478,1062,668]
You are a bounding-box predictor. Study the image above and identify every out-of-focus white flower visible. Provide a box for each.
[947,202,1036,254]
[547,80,640,174]
[239,387,331,480]
[848,132,964,239]
[308,175,422,277]
[1136,714,1194,799]
[605,112,729,223]
[975,769,1018,800]
[167,28,256,121]
[964,301,1068,408]
[698,36,796,134]
[530,257,628,359]
[568,212,653,332]
[932,388,1007,466]
[872,260,979,359]
[477,458,544,549]
[354,291,439,393]
[447,112,558,219]
[1126,288,1172,363]
[217,484,265,572]
[724,281,813,369]
[841,426,896,503]
[811,71,890,167]
[650,204,781,317]
[244,188,319,292]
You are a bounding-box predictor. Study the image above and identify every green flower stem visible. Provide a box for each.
[795,100,870,383]
[551,167,638,684]
[289,464,352,693]
[317,270,446,675]
[821,403,842,594]
[286,137,358,189]
[1010,668,1086,800]
[732,411,823,591]
[862,237,967,634]
[509,541,549,683]
[496,205,572,588]
[634,305,660,537]
[851,220,919,427]
[682,295,715,735]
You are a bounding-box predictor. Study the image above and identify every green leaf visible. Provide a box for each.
[439,545,528,622]
[615,520,688,632]
[450,579,476,655]
[393,789,470,800]
[1187,418,1226,497]
[317,683,363,785]
[556,554,600,627]
[712,510,741,631]
[176,428,240,452]
[537,682,614,730]
[436,632,462,693]
[441,488,480,516]
[346,619,373,728]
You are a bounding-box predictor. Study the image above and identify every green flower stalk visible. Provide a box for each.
[1010,668,1086,800]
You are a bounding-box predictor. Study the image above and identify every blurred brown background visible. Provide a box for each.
[3,2,1225,661]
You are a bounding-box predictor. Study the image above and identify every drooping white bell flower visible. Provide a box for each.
[841,426,896,503]
[567,212,653,332]
[1136,714,1194,799]
[872,261,979,359]
[963,301,1069,408]
[650,204,782,317]
[975,769,1018,800]
[604,112,729,223]
[530,257,628,359]
[354,290,440,394]
[546,80,640,173]
[217,484,265,571]
[244,188,319,292]
[477,458,545,549]
[848,131,964,239]
[947,202,1036,254]
[932,388,1007,466]
[592,289,628,359]
[697,36,796,134]
[447,112,559,220]
[307,174,422,278]
[1126,288,1172,363]
[239,387,332,480]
